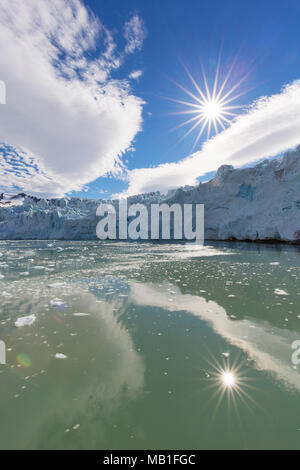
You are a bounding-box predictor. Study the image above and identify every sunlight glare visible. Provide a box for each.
[196,352,261,423]
[222,371,236,388]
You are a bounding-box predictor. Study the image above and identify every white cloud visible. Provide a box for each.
[124,15,146,54]
[119,80,300,197]
[0,0,145,197]
[129,70,143,80]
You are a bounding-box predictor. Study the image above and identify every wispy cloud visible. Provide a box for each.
[118,80,300,197]
[124,15,146,54]
[129,70,143,80]
[0,0,145,197]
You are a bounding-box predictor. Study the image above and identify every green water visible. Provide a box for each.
[0,240,300,450]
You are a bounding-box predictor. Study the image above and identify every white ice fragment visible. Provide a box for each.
[15,314,36,328]
[274,289,288,296]
[55,353,67,360]
[2,291,12,297]
[47,282,65,288]
[51,299,67,308]
[72,313,90,317]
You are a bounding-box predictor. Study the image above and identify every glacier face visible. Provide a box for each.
[1,147,300,242]
[168,146,300,243]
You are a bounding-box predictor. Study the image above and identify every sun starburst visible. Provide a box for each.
[168,57,250,150]
[201,351,262,423]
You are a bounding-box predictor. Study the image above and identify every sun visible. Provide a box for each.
[168,57,249,150]
[202,100,223,120]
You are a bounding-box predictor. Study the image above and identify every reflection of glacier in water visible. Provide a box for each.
[129,282,300,391]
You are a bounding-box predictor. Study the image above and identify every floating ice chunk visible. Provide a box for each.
[15,314,36,327]
[51,299,67,308]
[72,424,80,430]
[2,291,12,297]
[55,353,67,360]
[47,282,65,288]
[222,352,230,357]
[72,313,90,317]
[0,274,4,279]
[274,289,289,296]
[270,262,280,265]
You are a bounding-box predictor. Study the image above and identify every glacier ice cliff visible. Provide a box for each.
[168,146,300,243]
[1,146,300,243]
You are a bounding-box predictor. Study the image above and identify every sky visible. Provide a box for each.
[0,0,300,199]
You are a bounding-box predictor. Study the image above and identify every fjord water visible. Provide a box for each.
[0,241,300,450]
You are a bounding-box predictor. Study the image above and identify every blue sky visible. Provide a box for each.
[1,0,300,199]
[71,0,300,198]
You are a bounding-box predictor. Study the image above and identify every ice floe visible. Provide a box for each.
[55,353,67,360]
[50,299,67,308]
[274,289,289,296]
[15,314,36,327]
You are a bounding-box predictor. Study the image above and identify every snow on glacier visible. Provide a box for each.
[0,146,300,242]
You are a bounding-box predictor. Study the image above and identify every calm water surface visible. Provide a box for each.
[0,240,300,449]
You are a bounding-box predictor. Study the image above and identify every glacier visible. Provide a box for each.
[0,146,300,243]
[15,314,36,328]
